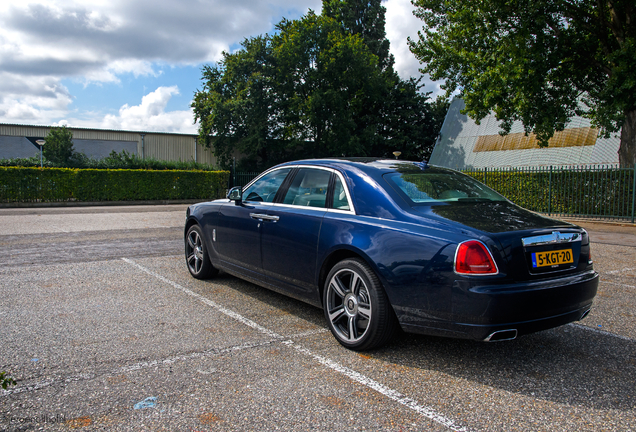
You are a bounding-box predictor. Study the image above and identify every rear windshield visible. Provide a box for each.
[384,169,507,205]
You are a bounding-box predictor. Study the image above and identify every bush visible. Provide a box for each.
[465,166,636,218]
[0,371,16,390]
[0,167,230,203]
[0,149,220,171]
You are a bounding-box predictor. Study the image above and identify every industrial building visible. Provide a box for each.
[0,123,217,165]
[429,98,621,169]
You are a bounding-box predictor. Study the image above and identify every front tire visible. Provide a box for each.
[323,258,398,350]
[185,225,218,279]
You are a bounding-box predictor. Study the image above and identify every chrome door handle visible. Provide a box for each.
[249,213,279,222]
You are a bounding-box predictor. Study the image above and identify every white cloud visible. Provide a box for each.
[0,0,322,128]
[385,0,445,96]
[99,86,196,133]
[0,72,72,124]
[0,0,444,129]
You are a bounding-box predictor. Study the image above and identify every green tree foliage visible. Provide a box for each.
[409,0,636,166]
[322,0,393,69]
[193,1,447,170]
[42,126,75,165]
[271,12,386,160]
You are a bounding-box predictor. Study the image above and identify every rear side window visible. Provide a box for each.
[385,169,507,205]
[283,168,331,208]
[332,175,351,211]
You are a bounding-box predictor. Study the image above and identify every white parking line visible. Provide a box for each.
[1,342,275,397]
[122,258,282,340]
[286,328,330,338]
[605,267,636,275]
[569,323,636,343]
[601,280,636,289]
[122,258,470,432]
[285,341,469,431]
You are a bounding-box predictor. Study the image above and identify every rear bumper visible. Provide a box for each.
[399,270,599,341]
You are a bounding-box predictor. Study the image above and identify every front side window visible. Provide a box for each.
[243,168,291,203]
[283,168,331,208]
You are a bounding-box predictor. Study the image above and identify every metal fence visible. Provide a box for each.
[464,165,636,223]
[232,165,636,222]
[229,171,260,189]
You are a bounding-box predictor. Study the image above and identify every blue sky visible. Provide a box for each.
[0,0,439,134]
[60,64,203,117]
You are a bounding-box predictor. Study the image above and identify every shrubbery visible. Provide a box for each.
[0,150,219,171]
[0,167,229,203]
[465,167,636,218]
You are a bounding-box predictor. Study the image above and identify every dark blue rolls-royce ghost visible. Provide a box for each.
[184,159,598,350]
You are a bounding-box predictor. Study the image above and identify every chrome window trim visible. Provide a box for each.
[241,166,294,195]
[330,170,356,214]
[245,164,356,215]
[521,231,581,247]
[269,202,328,213]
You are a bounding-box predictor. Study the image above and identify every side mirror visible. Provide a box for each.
[227,186,243,205]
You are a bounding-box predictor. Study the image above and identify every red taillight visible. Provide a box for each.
[455,240,498,275]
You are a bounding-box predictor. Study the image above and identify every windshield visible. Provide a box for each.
[384,169,507,205]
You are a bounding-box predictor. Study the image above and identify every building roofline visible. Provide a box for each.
[0,122,200,137]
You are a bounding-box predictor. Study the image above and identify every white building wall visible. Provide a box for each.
[430,99,620,169]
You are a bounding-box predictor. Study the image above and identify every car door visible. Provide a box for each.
[215,167,292,273]
[260,167,333,297]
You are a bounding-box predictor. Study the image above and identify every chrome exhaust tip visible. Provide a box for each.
[484,329,518,342]
[579,309,591,320]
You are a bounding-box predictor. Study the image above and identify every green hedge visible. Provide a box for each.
[464,166,636,219]
[0,167,230,203]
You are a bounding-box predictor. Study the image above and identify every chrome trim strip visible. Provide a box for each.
[249,213,279,222]
[243,164,357,215]
[242,166,294,191]
[269,203,328,212]
[521,231,581,247]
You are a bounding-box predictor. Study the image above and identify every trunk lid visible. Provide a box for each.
[412,201,591,281]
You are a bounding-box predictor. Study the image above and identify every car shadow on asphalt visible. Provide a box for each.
[374,327,636,411]
[203,271,327,328]
[205,272,635,412]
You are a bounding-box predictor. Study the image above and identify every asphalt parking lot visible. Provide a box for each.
[1,205,635,431]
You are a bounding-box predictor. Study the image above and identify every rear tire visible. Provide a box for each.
[323,258,398,350]
[185,225,218,279]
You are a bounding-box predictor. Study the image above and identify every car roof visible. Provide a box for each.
[276,158,433,175]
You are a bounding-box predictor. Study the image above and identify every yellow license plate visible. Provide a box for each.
[532,249,574,268]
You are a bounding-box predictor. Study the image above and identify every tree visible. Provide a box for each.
[375,78,449,161]
[193,1,448,170]
[409,0,636,166]
[322,0,393,70]
[43,126,75,165]
[193,13,385,169]
[193,36,280,169]
[271,12,387,159]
